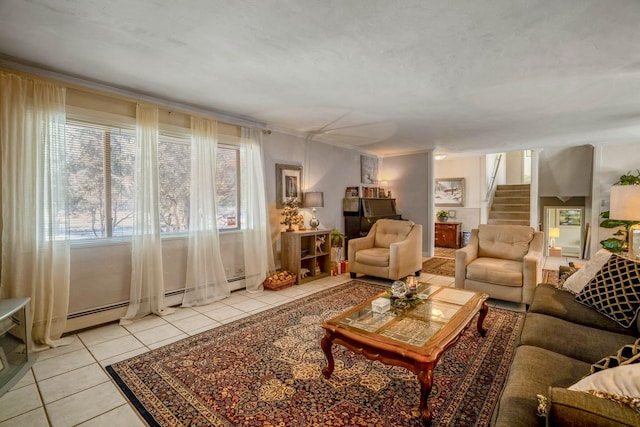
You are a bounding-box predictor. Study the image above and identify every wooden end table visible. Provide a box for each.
[320,283,488,427]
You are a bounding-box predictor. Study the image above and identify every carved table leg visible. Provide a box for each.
[320,331,335,378]
[477,301,488,336]
[417,367,434,427]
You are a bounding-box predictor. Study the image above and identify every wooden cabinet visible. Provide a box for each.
[435,221,462,249]
[281,230,331,284]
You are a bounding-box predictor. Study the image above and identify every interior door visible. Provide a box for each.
[544,207,583,258]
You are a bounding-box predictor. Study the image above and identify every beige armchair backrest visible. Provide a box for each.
[373,219,415,248]
[477,224,535,261]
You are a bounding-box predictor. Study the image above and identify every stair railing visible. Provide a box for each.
[485,154,502,203]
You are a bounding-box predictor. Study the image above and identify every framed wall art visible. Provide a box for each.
[435,178,465,207]
[276,163,303,208]
[360,155,378,185]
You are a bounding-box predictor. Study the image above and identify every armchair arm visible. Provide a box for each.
[347,223,377,262]
[455,229,479,289]
[522,231,544,305]
[388,224,423,278]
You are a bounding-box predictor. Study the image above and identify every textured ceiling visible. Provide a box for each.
[1,0,640,156]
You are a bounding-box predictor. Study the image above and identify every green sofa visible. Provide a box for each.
[492,283,640,426]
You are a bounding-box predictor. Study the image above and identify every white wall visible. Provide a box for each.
[434,155,483,232]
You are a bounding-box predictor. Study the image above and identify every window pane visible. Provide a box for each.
[109,129,135,238]
[158,135,190,233]
[216,146,238,230]
[67,122,107,239]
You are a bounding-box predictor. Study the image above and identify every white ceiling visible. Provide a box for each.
[1,0,640,157]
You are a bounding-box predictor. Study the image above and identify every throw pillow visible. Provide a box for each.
[590,338,640,375]
[575,254,640,328]
[562,249,611,294]
[570,364,640,396]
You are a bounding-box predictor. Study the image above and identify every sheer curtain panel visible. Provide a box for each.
[0,72,71,349]
[182,117,230,306]
[241,128,275,292]
[121,104,172,323]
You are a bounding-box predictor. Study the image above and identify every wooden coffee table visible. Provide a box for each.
[320,283,489,427]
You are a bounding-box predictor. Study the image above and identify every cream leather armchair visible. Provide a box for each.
[455,224,543,305]
[348,219,423,280]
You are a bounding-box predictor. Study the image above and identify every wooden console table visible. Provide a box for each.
[435,221,462,249]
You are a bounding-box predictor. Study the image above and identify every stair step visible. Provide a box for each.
[487,219,531,226]
[492,196,530,204]
[489,211,530,220]
[496,184,530,191]
[491,204,530,212]
[494,190,530,198]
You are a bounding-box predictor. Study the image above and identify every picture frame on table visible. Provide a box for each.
[435,178,465,207]
[276,164,303,208]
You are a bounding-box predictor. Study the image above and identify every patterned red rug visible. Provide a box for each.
[107,281,523,427]
[422,257,456,277]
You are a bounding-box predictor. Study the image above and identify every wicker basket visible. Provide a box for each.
[263,275,296,291]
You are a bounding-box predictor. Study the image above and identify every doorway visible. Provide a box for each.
[544,207,583,257]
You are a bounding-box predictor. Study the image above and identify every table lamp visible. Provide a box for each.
[609,185,640,259]
[548,227,560,248]
[304,192,324,230]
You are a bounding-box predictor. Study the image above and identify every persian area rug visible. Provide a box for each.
[422,257,456,277]
[107,280,523,427]
[434,247,457,258]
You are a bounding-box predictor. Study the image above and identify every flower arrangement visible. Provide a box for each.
[280,198,303,231]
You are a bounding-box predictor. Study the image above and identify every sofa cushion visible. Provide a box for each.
[570,364,640,399]
[354,247,389,266]
[528,284,635,336]
[492,345,590,427]
[576,254,640,328]
[466,257,523,287]
[373,219,413,249]
[477,224,534,261]
[562,248,612,294]
[519,313,637,364]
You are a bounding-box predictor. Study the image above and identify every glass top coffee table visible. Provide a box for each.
[320,282,489,426]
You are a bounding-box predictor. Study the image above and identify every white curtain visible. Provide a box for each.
[121,104,172,323]
[241,128,275,292]
[0,72,71,350]
[182,117,230,306]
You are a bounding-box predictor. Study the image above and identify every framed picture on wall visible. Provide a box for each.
[435,178,465,207]
[558,209,581,226]
[276,163,303,208]
[360,155,378,185]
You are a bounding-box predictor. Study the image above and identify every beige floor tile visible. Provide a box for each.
[87,335,145,362]
[32,348,95,381]
[224,292,252,305]
[0,383,42,423]
[38,363,109,404]
[77,323,130,347]
[133,323,184,346]
[170,313,221,334]
[76,404,146,427]
[203,305,245,322]
[35,337,85,362]
[228,298,269,312]
[252,292,290,305]
[190,301,228,314]
[0,407,49,427]
[219,312,251,324]
[46,381,126,427]
[99,347,149,367]
[160,306,199,322]
[122,315,168,334]
[9,369,35,391]
[147,332,190,350]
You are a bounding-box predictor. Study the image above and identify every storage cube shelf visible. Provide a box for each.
[281,230,331,284]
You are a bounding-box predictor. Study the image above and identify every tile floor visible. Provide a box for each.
[0,256,569,426]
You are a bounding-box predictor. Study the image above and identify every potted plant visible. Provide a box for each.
[329,229,345,262]
[436,210,449,222]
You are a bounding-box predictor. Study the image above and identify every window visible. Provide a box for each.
[66,118,240,240]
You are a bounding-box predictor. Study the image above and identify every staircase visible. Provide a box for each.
[488,184,531,226]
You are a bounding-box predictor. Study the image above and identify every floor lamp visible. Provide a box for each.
[609,185,640,260]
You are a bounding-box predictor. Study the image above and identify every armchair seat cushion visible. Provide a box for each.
[355,247,390,267]
[467,257,523,288]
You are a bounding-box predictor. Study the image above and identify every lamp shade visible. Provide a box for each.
[610,185,640,221]
[303,192,324,208]
[548,228,560,239]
